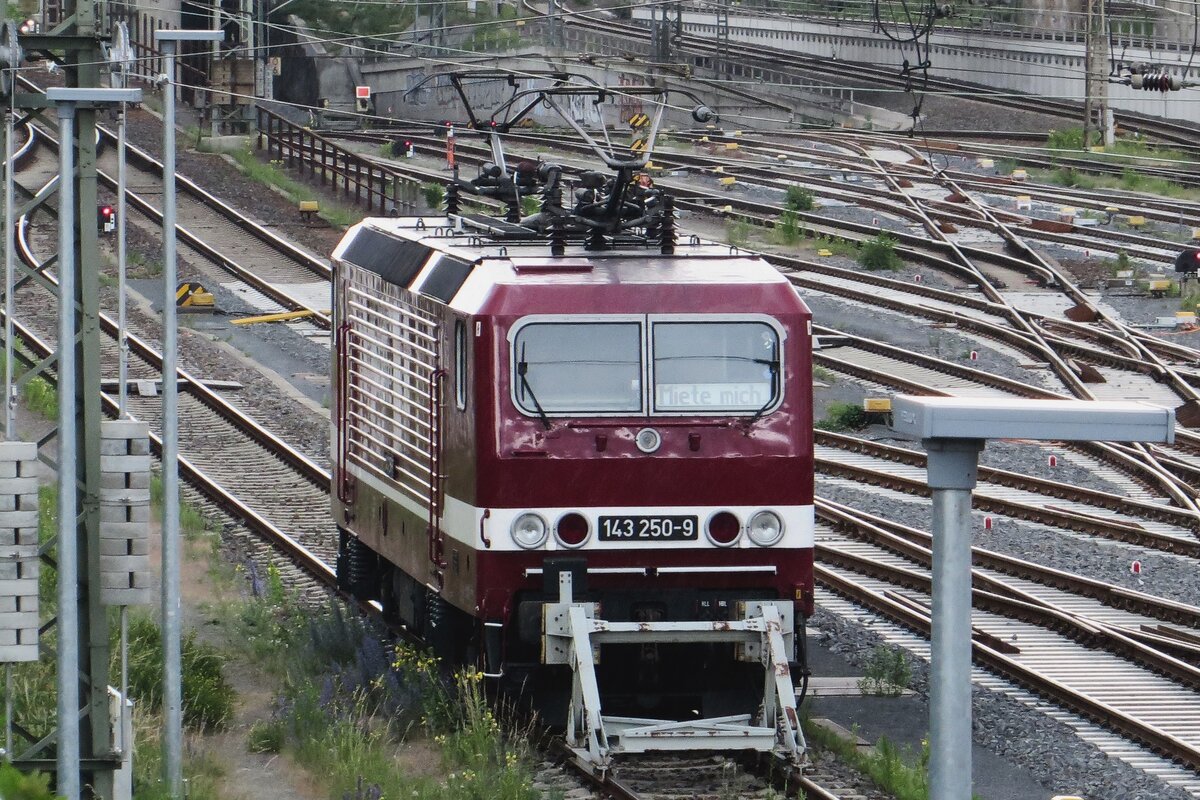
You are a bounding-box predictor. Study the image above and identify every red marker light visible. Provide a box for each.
[100,205,113,217]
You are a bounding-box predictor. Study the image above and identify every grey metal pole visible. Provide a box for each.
[4,663,11,760]
[160,38,184,799]
[117,98,128,417]
[54,99,80,800]
[4,80,15,439]
[925,438,982,800]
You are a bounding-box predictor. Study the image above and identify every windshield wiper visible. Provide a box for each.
[517,343,552,430]
[748,342,779,424]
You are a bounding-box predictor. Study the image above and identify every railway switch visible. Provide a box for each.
[98,204,116,235]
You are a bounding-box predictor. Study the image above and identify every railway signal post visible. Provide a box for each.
[891,396,1174,800]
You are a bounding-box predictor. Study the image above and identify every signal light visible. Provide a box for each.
[706,511,740,546]
[97,204,115,235]
[1175,248,1200,274]
[403,140,413,158]
[555,513,589,547]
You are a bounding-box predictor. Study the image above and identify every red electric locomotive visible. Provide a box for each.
[331,81,814,763]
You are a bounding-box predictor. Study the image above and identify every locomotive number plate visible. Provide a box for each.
[598,515,698,541]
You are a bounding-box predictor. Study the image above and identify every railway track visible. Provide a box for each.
[293,123,1200,539]
[815,521,1200,794]
[7,116,340,598]
[14,59,1200,796]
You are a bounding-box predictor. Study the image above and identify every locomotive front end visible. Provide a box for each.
[471,253,814,714]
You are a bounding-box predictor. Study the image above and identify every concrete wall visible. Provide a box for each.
[355,23,908,130]
[633,9,1200,124]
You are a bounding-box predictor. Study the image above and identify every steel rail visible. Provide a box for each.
[815,454,1200,556]
[818,498,1200,626]
[818,430,1200,531]
[815,564,1200,771]
[19,117,332,330]
[10,154,331,488]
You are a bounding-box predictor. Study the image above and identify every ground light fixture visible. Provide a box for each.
[890,395,1174,800]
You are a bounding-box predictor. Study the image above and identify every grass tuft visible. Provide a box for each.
[232,146,362,229]
[816,401,867,431]
[857,234,902,271]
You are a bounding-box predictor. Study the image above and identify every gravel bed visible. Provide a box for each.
[812,608,1195,800]
[120,107,346,259]
[817,477,1200,606]
[849,429,1129,496]
[804,292,1053,388]
[98,98,1200,797]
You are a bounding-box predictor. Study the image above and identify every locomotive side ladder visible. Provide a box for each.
[543,572,807,769]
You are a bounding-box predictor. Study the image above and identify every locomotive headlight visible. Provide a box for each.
[747,510,784,547]
[635,427,662,454]
[511,512,548,549]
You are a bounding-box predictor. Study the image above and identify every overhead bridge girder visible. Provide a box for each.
[542,572,807,770]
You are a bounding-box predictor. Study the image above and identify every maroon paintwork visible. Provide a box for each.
[465,270,814,620]
[334,240,816,655]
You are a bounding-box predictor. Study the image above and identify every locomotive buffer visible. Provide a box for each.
[543,571,805,768]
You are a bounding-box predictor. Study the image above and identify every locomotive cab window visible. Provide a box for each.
[509,316,783,419]
[652,321,781,414]
[511,321,643,414]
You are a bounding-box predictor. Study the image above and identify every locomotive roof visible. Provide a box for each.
[333,216,794,315]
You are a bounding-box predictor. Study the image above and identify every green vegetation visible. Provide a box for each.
[815,401,867,431]
[726,218,753,247]
[422,181,446,211]
[125,613,234,730]
[20,372,56,420]
[773,210,803,245]
[1046,128,1085,151]
[212,584,540,800]
[247,719,285,754]
[804,721,931,800]
[0,764,58,800]
[3,483,232,800]
[0,341,58,420]
[463,24,523,52]
[812,365,836,384]
[857,234,902,271]
[813,234,857,257]
[858,646,913,697]
[232,145,363,228]
[784,184,815,212]
[521,195,541,217]
[1181,289,1200,312]
[273,0,415,44]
